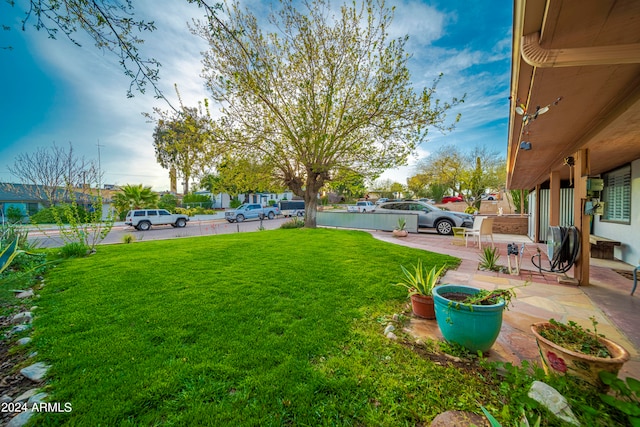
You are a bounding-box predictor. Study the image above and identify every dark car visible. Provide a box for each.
[372,200,473,234]
[441,195,464,203]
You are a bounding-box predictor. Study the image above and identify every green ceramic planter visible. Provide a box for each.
[433,284,505,353]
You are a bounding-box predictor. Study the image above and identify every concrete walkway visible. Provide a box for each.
[369,230,640,380]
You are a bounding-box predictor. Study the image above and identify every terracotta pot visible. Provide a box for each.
[410,294,435,319]
[531,322,630,389]
[392,229,408,237]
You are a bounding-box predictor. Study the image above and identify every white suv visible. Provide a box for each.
[124,209,189,231]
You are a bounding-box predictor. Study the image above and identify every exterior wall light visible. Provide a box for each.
[520,141,532,150]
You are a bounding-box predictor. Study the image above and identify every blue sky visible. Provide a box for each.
[0,0,513,191]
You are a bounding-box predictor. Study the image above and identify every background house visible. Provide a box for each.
[1,183,50,222]
[0,183,113,222]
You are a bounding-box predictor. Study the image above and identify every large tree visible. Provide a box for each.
[194,0,463,227]
[325,169,367,201]
[149,88,216,194]
[5,142,99,206]
[411,145,505,206]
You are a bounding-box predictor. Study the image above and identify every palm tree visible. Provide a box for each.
[112,184,159,216]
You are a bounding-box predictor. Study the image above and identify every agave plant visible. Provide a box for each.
[479,246,501,271]
[0,239,21,275]
[394,260,446,296]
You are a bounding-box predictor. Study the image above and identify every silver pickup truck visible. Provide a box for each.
[347,201,375,213]
[225,203,280,223]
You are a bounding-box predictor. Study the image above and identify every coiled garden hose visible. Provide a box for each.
[532,226,581,274]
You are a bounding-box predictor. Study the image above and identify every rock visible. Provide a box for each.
[528,381,580,426]
[9,324,30,335]
[392,313,399,321]
[28,352,38,358]
[20,362,50,382]
[13,389,39,403]
[6,411,34,427]
[15,289,34,299]
[11,312,33,324]
[27,392,48,405]
[385,332,397,340]
[430,410,489,426]
[1,394,13,403]
[384,324,395,335]
[444,353,463,363]
[16,337,31,346]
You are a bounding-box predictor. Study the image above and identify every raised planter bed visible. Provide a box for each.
[486,215,528,235]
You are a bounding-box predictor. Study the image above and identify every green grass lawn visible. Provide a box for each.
[25,228,508,425]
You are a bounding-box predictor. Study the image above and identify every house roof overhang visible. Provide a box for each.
[507,0,640,190]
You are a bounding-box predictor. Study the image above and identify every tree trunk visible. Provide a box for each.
[303,172,326,228]
[304,190,318,228]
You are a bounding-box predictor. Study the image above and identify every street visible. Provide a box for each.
[27,216,294,248]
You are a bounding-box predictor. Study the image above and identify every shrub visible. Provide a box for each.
[510,189,529,214]
[60,242,90,258]
[229,199,242,208]
[175,207,196,216]
[51,193,113,252]
[122,234,135,244]
[30,205,90,224]
[182,193,212,209]
[30,206,63,224]
[6,206,24,223]
[464,206,478,215]
[280,218,305,229]
[158,194,178,212]
[191,207,216,215]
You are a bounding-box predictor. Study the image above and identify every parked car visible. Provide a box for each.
[441,195,464,203]
[481,193,499,201]
[375,198,389,204]
[418,198,435,204]
[347,201,376,213]
[225,203,280,223]
[372,200,473,234]
[125,209,189,231]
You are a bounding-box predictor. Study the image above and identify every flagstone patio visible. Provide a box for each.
[370,229,640,381]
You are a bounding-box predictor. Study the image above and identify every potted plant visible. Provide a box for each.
[432,285,516,353]
[531,317,630,389]
[392,217,408,237]
[394,260,445,319]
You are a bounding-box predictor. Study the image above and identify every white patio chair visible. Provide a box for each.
[464,216,485,247]
[477,217,495,250]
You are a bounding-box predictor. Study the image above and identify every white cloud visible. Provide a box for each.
[4,0,212,191]
[1,0,511,194]
[388,0,448,46]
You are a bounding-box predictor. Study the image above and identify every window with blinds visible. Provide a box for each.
[602,164,631,223]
